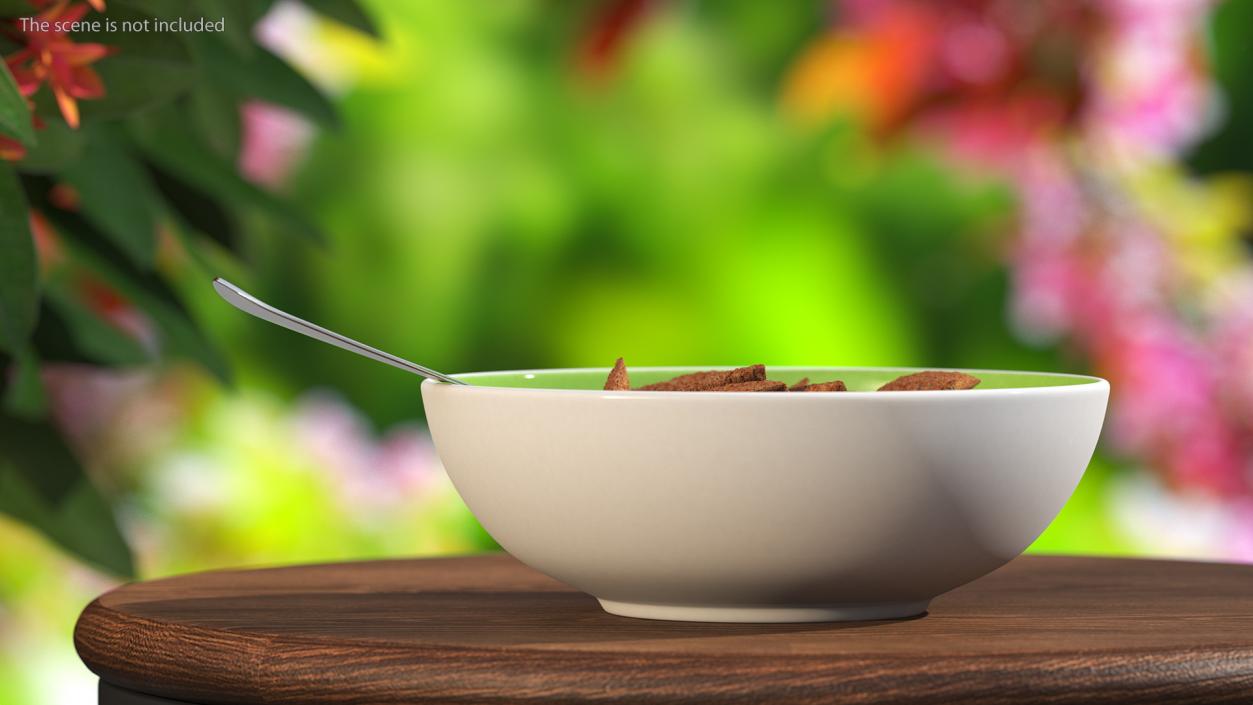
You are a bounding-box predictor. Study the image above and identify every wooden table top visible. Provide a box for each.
[75,553,1253,704]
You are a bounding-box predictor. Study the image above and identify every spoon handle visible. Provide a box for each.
[212,278,466,385]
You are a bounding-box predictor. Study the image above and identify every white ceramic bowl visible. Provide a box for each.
[422,366,1108,623]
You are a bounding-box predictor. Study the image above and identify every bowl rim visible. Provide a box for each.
[422,366,1109,398]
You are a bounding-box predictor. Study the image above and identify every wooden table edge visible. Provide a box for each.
[74,554,1253,705]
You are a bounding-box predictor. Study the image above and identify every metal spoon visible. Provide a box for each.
[212,278,467,385]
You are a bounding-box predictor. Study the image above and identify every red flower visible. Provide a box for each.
[577,0,653,79]
[4,0,111,129]
[782,1,1100,139]
[0,134,25,160]
[29,0,104,10]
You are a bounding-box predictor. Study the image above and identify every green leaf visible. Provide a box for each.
[300,0,378,36]
[41,286,152,366]
[0,0,32,18]
[130,107,324,244]
[74,8,198,120]
[0,410,76,502]
[242,0,278,24]
[195,0,255,56]
[63,127,160,269]
[0,413,135,577]
[192,34,339,130]
[23,172,154,278]
[22,177,231,381]
[1188,0,1253,175]
[0,165,38,355]
[0,63,35,147]
[113,0,271,23]
[14,119,86,173]
[61,240,232,383]
[110,0,182,17]
[187,83,243,159]
[146,160,240,252]
[2,347,47,417]
[30,301,97,365]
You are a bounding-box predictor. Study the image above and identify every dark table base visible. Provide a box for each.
[101,682,207,705]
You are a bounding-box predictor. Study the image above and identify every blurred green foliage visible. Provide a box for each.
[220,1,1035,432]
[0,0,377,577]
[1191,0,1253,175]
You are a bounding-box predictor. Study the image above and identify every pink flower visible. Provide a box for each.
[239,102,314,187]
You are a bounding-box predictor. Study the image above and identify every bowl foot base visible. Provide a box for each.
[597,599,929,623]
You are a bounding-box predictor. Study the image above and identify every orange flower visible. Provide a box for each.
[781,4,938,132]
[28,209,65,273]
[4,1,111,128]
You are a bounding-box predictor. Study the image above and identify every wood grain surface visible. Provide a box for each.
[75,554,1253,704]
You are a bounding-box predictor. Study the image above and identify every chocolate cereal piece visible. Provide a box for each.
[603,357,631,391]
[710,380,787,392]
[878,371,981,391]
[639,364,766,391]
[802,380,847,392]
[788,377,810,391]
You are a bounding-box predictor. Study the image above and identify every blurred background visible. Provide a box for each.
[2,0,1252,701]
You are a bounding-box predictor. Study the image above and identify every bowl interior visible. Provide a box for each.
[451,367,1100,391]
